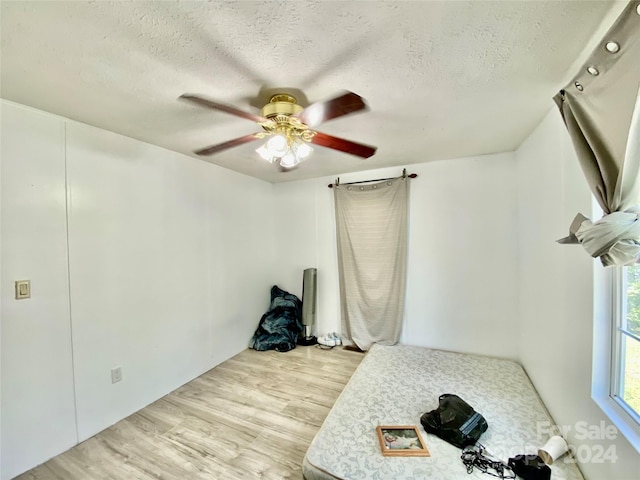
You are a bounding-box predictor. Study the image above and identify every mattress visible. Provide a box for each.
[303,344,584,480]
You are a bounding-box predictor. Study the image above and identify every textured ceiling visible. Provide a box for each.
[0,1,623,183]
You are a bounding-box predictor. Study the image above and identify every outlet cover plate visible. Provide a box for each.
[15,280,30,299]
[111,367,122,384]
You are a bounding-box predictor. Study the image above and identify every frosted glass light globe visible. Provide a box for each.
[267,135,288,157]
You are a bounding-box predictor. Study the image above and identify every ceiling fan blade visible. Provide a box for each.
[310,132,377,158]
[194,133,262,156]
[180,94,266,123]
[298,91,368,127]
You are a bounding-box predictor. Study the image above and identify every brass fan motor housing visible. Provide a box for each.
[261,94,303,118]
[258,94,316,142]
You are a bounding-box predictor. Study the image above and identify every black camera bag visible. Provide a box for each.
[420,394,488,448]
[508,454,551,480]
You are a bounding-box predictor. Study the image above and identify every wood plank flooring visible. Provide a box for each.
[16,346,364,480]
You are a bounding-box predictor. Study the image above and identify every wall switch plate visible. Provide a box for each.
[111,366,122,384]
[15,280,30,299]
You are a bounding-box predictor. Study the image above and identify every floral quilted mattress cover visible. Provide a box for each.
[303,344,584,480]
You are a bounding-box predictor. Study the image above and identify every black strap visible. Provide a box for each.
[461,444,516,479]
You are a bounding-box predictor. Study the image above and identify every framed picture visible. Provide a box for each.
[376,426,430,457]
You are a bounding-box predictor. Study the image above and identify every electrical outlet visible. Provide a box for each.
[111,366,122,384]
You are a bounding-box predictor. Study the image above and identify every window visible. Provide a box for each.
[612,265,640,423]
[592,263,640,453]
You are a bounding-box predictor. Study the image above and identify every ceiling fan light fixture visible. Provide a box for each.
[279,151,300,169]
[255,144,273,162]
[293,141,313,159]
[183,90,376,168]
[256,132,313,168]
[266,134,289,156]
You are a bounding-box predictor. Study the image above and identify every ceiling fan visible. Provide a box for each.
[179,91,377,169]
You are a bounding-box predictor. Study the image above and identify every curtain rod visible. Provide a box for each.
[328,168,418,188]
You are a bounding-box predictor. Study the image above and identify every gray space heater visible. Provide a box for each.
[299,268,318,346]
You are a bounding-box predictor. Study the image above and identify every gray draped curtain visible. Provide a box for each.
[554,1,640,266]
[334,176,409,351]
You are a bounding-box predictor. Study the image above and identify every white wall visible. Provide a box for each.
[272,178,341,336]
[0,101,275,479]
[1,101,78,479]
[273,153,520,359]
[515,109,640,479]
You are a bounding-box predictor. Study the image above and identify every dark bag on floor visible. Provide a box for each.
[249,286,302,352]
[420,394,488,448]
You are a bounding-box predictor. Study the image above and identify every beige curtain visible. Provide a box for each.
[334,176,409,351]
[554,1,640,266]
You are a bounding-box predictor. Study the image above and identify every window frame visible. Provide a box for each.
[610,266,640,423]
[592,265,640,453]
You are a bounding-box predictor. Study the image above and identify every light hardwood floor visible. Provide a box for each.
[16,346,364,480]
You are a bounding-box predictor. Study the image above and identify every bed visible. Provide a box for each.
[303,344,584,480]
